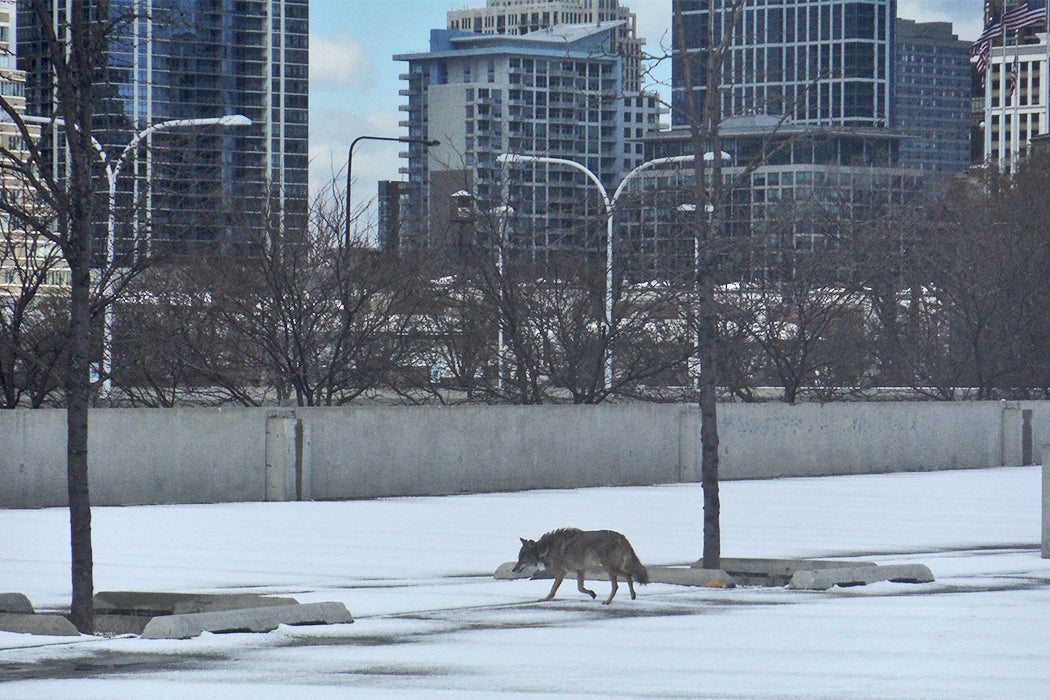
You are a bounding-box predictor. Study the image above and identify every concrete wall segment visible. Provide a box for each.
[1,401,1045,509]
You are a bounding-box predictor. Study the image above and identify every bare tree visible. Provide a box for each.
[897,160,1050,400]
[0,0,113,633]
[0,203,69,407]
[671,0,749,569]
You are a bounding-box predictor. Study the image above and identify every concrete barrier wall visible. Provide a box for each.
[718,401,1014,479]
[302,404,699,499]
[0,401,1044,508]
[0,408,272,508]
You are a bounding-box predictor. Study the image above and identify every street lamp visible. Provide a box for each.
[345,135,439,246]
[487,205,514,391]
[24,113,252,391]
[497,152,699,391]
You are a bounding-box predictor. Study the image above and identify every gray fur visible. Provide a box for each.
[512,528,649,604]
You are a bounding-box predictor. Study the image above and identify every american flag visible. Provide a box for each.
[970,10,1003,59]
[976,41,991,86]
[1008,54,1020,98]
[1003,0,1047,32]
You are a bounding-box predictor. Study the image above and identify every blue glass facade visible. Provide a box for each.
[18,0,308,254]
[672,0,895,128]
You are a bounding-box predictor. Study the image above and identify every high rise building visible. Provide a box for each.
[671,0,896,129]
[17,0,309,255]
[377,180,409,252]
[658,1,962,282]
[0,4,69,296]
[893,19,971,172]
[395,24,661,259]
[634,117,924,282]
[447,0,647,92]
[970,3,1049,171]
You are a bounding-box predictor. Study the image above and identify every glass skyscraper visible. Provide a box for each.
[892,19,971,172]
[672,0,895,128]
[18,0,308,254]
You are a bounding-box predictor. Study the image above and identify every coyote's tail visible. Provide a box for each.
[628,547,650,585]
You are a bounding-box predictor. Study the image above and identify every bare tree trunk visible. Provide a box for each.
[45,0,102,633]
[696,270,721,568]
[65,253,94,633]
[673,0,747,569]
[674,1,719,568]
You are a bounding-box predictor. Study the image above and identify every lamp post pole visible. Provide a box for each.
[678,150,731,388]
[24,114,252,392]
[497,153,699,392]
[487,205,514,391]
[345,135,439,246]
[102,115,251,392]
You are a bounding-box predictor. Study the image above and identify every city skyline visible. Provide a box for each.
[310,1,986,223]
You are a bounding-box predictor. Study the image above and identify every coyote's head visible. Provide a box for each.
[512,537,540,572]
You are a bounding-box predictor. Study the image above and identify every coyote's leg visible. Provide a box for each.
[603,573,619,604]
[626,576,637,600]
[576,570,597,600]
[541,571,565,601]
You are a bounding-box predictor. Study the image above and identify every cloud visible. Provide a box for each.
[309,103,404,210]
[310,32,374,89]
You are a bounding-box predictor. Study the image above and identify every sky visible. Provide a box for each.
[309,1,988,221]
[1,466,1048,697]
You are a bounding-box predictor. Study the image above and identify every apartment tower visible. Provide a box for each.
[17,0,309,254]
[447,0,647,92]
[395,23,660,259]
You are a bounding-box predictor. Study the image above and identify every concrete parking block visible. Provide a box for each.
[94,591,299,615]
[493,562,532,579]
[788,564,935,591]
[139,601,354,639]
[711,558,878,586]
[0,592,34,613]
[0,612,80,636]
[495,563,734,588]
[648,566,735,588]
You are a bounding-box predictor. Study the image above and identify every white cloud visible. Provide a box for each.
[309,103,404,210]
[310,31,374,89]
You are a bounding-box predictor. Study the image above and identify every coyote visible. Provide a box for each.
[512,528,649,604]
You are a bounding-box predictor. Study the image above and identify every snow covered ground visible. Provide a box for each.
[1,466,1048,699]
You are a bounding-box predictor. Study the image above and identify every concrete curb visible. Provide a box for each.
[140,601,355,639]
[0,592,34,614]
[494,563,734,588]
[711,558,878,586]
[91,591,308,635]
[788,564,935,590]
[648,566,735,588]
[496,558,935,592]
[0,612,80,636]
[0,593,80,636]
[94,591,299,615]
[0,592,355,638]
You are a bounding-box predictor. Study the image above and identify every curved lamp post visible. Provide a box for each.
[24,113,253,391]
[345,135,439,246]
[497,152,702,391]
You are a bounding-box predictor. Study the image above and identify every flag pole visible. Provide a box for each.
[1012,50,1020,174]
[985,50,994,165]
[1000,3,1008,171]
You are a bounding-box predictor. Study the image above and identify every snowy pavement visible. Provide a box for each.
[1,466,1049,699]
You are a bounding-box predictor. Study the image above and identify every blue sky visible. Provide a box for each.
[309,0,986,219]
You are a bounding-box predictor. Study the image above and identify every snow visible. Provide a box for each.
[1,466,1049,699]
